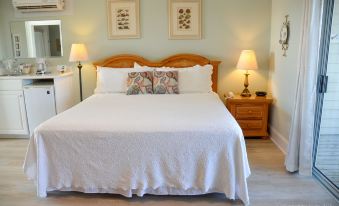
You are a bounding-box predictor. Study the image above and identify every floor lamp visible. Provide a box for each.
[69,44,88,101]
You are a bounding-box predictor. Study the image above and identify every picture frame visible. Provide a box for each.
[12,34,21,58]
[168,0,201,40]
[14,36,20,42]
[107,0,140,39]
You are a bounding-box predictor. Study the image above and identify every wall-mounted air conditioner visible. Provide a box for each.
[13,0,65,13]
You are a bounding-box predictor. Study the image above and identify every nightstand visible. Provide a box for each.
[226,95,273,138]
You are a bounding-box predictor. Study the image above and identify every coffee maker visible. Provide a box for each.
[36,58,47,74]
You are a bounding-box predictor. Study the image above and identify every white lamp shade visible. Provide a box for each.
[236,50,258,70]
[69,44,88,62]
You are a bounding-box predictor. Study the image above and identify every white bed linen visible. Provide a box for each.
[23,93,250,205]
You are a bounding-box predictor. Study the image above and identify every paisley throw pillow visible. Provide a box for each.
[153,71,179,94]
[126,71,153,95]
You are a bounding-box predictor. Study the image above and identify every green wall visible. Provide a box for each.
[0,0,272,102]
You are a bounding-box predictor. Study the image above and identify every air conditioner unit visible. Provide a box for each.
[13,0,65,13]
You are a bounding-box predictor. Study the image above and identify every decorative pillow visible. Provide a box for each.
[126,71,153,95]
[153,71,179,94]
[134,62,213,93]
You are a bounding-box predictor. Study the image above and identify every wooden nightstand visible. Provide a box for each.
[226,95,273,138]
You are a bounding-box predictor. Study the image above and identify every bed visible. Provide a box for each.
[23,54,251,205]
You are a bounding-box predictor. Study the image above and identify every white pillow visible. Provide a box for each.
[133,62,172,70]
[134,63,213,93]
[176,65,213,93]
[95,66,153,94]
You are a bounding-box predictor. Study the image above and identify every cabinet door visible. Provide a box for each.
[54,75,75,113]
[0,91,29,135]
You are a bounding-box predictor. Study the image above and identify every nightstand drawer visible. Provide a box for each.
[235,106,263,119]
[238,120,263,130]
[226,95,272,137]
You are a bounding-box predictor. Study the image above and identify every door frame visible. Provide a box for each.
[312,0,339,199]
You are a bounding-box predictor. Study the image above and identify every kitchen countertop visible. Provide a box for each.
[0,71,73,80]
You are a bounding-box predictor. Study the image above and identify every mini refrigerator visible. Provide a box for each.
[24,82,56,135]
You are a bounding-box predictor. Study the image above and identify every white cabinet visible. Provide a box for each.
[0,72,74,137]
[0,90,29,134]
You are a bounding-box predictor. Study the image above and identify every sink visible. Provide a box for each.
[0,73,23,76]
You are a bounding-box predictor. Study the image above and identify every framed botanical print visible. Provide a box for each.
[168,0,201,40]
[107,0,140,39]
[12,34,22,58]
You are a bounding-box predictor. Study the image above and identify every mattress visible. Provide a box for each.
[23,93,250,204]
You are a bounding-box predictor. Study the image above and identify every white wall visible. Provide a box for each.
[268,0,305,152]
[0,0,272,102]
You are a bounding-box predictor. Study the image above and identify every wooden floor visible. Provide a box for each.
[0,139,337,206]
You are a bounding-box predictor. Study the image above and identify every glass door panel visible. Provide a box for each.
[313,0,339,199]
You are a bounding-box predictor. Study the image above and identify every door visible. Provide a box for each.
[313,0,339,199]
[24,85,56,135]
[0,91,29,135]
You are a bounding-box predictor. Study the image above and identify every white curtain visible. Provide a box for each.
[285,0,323,176]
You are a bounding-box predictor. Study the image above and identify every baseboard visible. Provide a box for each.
[0,134,29,139]
[269,126,288,155]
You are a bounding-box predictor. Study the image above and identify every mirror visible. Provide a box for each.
[10,20,63,58]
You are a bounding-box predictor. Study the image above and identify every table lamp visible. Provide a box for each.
[236,50,258,97]
[69,43,88,101]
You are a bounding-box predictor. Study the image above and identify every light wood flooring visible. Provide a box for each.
[0,139,337,206]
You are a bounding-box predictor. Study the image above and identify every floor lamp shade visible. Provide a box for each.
[69,44,88,62]
[69,44,88,101]
[236,50,258,97]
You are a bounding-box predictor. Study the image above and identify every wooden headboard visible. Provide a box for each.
[93,54,221,92]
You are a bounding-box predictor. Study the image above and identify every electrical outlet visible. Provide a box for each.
[56,65,66,72]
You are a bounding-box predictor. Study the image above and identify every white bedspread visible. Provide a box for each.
[23,93,250,205]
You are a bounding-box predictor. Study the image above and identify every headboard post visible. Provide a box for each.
[93,54,221,93]
[210,60,221,92]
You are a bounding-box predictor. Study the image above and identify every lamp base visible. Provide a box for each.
[241,88,251,97]
[241,71,251,97]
